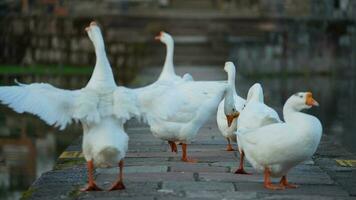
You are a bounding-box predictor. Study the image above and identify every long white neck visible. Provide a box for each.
[282,98,309,123]
[158,40,175,80]
[227,68,236,93]
[86,39,116,90]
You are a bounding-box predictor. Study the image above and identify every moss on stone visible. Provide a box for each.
[20,187,36,200]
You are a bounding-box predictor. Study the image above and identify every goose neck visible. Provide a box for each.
[227,70,236,91]
[87,46,116,89]
[283,101,300,123]
[162,41,175,75]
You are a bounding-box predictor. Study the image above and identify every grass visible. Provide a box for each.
[0,65,93,75]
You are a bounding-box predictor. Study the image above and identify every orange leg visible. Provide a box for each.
[181,143,197,163]
[264,167,284,190]
[279,175,298,189]
[108,160,126,191]
[81,160,102,191]
[168,141,178,153]
[234,151,251,175]
[226,138,234,151]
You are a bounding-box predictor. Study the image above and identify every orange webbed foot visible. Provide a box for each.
[281,183,298,189]
[108,181,126,191]
[264,183,285,190]
[81,183,103,192]
[226,144,234,151]
[181,157,198,163]
[234,168,252,175]
[279,176,298,189]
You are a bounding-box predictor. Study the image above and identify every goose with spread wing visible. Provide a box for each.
[0,22,139,191]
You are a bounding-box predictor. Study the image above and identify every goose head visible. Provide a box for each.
[225,101,240,127]
[155,31,174,46]
[85,21,105,49]
[286,92,319,111]
[246,83,264,103]
[224,61,236,74]
[224,87,240,127]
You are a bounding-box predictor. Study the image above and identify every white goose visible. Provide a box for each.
[234,83,281,174]
[216,62,245,151]
[236,92,321,190]
[155,31,194,82]
[135,62,237,162]
[0,22,139,191]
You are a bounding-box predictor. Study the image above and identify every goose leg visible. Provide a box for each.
[81,160,102,191]
[234,151,251,174]
[181,143,197,163]
[264,167,284,190]
[226,138,234,151]
[108,160,126,191]
[168,141,178,153]
[279,175,298,188]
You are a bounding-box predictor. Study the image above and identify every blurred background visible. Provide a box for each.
[0,0,355,199]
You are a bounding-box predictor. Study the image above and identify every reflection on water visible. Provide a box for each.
[0,70,355,199]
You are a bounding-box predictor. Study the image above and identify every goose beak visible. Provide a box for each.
[155,31,163,41]
[226,112,240,127]
[306,92,319,107]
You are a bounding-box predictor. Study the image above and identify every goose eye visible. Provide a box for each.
[299,95,303,98]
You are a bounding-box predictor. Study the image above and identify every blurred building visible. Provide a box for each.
[0,0,355,82]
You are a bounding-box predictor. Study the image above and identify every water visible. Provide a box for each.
[0,68,355,199]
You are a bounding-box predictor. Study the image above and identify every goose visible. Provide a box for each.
[234,83,281,174]
[135,61,238,162]
[216,62,245,151]
[0,22,140,191]
[155,31,193,82]
[236,92,321,190]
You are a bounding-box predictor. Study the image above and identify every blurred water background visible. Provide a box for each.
[0,0,355,199]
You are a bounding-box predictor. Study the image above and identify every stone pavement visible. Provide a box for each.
[22,116,356,200]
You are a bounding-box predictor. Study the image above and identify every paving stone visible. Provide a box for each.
[162,181,235,192]
[235,182,349,197]
[170,163,229,173]
[97,172,195,182]
[96,165,168,174]
[185,191,258,200]
[23,116,356,199]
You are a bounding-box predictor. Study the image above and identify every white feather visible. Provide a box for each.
[0,82,79,130]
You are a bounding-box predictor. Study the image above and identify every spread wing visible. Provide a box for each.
[113,86,140,122]
[0,81,79,130]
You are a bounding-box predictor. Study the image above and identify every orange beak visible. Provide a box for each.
[306,92,319,107]
[155,31,163,41]
[226,112,240,127]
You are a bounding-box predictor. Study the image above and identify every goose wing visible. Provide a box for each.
[113,86,140,122]
[0,81,79,130]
